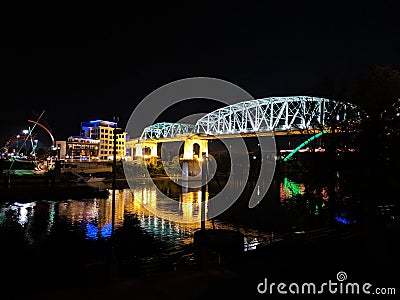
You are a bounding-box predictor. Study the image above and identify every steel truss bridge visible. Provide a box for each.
[139,96,365,141]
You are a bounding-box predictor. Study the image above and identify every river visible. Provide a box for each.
[0,166,363,290]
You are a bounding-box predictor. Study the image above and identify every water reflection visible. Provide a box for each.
[0,183,267,255]
[9,202,36,227]
[0,172,362,258]
[131,179,210,223]
[280,177,305,201]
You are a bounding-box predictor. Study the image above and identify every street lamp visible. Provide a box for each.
[33,139,38,160]
[16,135,20,154]
[22,129,29,135]
[57,146,61,160]
[111,116,119,240]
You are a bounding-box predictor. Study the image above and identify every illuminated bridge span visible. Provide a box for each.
[140,122,195,140]
[195,96,362,135]
[139,96,364,140]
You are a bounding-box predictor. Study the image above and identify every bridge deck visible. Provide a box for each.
[135,129,331,143]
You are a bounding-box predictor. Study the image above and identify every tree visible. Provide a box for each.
[316,65,400,166]
[348,65,400,117]
[312,65,400,234]
[342,65,400,254]
[348,66,400,170]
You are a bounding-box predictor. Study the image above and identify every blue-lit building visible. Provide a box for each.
[65,120,127,161]
[80,120,127,161]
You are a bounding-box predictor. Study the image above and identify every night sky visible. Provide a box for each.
[1,1,400,146]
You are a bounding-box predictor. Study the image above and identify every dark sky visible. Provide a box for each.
[1,1,400,146]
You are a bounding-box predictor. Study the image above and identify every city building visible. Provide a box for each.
[55,140,67,160]
[65,136,100,160]
[80,120,127,161]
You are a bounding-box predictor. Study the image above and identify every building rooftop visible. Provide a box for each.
[69,136,100,143]
[81,120,118,128]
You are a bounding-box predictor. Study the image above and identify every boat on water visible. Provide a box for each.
[80,176,105,183]
[0,110,58,179]
[0,157,109,202]
[1,155,56,183]
[69,171,105,184]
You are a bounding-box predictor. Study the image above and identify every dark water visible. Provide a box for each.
[0,164,383,292]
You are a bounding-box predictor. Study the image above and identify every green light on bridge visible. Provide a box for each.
[283,129,328,162]
[283,177,303,197]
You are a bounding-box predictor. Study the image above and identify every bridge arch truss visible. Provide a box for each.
[194,96,364,135]
[140,122,195,140]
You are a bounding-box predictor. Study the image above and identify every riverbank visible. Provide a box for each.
[0,180,109,202]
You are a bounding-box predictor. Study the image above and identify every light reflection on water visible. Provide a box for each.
[280,177,306,201]
[0,182,269,253]
[9,202,36,227]
[0,174,359,256]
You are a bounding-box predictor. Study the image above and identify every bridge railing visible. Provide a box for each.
[137,97,366,140]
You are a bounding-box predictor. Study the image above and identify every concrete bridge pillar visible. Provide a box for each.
[182,139,208,181]
[135,143,143,157]
[183,139,208,160]
[147,143,158,157]
[135,142,158,164]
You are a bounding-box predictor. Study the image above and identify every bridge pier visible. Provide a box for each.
[181,159,202,181]
[182,139,208,160]
[181,139,208,182]
[135,142,158,164]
